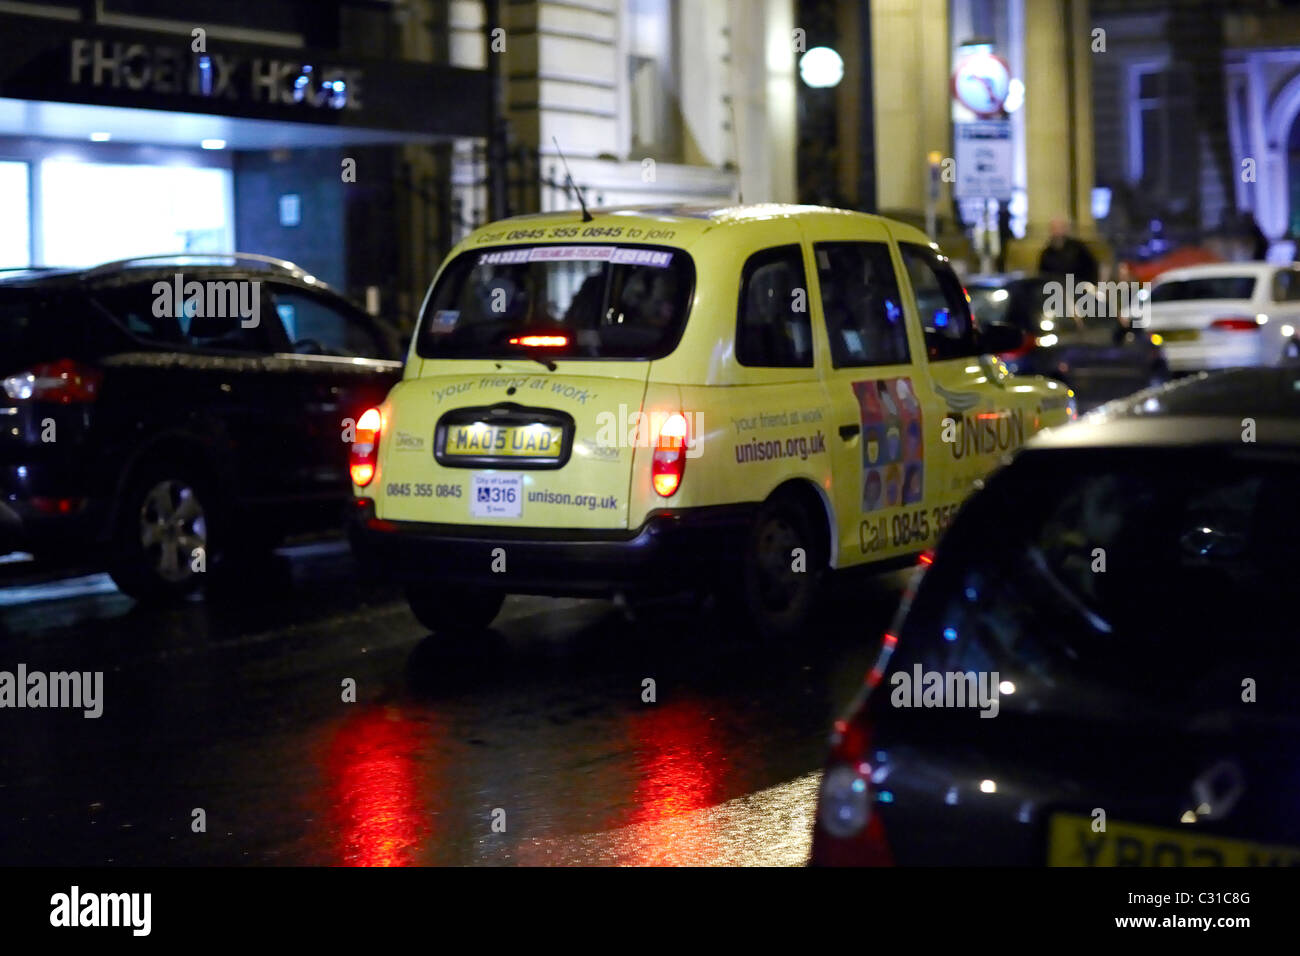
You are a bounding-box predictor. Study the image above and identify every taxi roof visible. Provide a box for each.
[463,202,933,248]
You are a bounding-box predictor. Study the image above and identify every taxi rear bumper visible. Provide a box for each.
[347,499,756,596]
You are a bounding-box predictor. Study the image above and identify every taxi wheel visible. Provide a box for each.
[737,494,827,641]
[405,583,504,634]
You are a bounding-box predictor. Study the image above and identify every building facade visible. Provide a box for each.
[1091,0,1300,260]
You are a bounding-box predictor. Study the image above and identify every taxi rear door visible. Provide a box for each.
[804,221,928,569]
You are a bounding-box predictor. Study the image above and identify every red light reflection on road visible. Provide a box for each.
[324,705,430,867]
[620,698,730,864]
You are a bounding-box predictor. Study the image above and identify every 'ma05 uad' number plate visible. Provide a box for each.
[444,422,563,459]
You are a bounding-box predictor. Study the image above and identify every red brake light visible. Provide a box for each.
[652,412,688,498]
[508,334,568,347]
[1,359,102,403]
[999,339,1034,361]
[1209,317,1261,332]
[350,407,381,487]
[818,718,895,864]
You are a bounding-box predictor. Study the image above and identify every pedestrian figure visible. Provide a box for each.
[1038,217,1098,284]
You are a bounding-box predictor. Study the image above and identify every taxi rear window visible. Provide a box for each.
[415,244,694,361]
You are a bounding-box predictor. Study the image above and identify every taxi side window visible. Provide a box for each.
[899,243,981,361]
[814,242,910,367]
[736,245,814,368]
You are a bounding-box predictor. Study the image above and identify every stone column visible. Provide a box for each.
[1020,0,1099,264]
[869,0,950,221]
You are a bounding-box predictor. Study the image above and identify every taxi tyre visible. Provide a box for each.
[734,493,828,642]
[107,459,219,603]
[405,583,504,634]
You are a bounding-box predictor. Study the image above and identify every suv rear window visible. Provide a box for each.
[1150,276,1256,302]
[894,449,1300,717]
[415,244,694,361]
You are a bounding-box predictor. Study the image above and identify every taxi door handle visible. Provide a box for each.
[839,423,860,440]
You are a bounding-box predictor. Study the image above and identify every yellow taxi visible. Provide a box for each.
[348,204,1075,638]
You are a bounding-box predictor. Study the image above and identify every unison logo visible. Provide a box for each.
[889,664,1001,718]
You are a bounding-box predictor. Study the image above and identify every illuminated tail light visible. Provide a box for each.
[652,412,688,498]
[508,334,568,347]
[1209,317,1261,332]
[2,359,102,403]
[350,407,381,487]
[817,719,895,863]
[998,333,1035,361]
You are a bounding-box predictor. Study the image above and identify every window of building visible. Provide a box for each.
[40,159,232,267]
[0,161,30,268]
[736,245,813,368]
[1129,66,1196,198]
[626,0,683,161]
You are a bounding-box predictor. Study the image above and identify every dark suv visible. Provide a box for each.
[0,254,402,601]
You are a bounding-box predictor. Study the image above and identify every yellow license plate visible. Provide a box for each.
[444,422,564,458]
[1159,328,1200,342]
[1048,813,1300,866]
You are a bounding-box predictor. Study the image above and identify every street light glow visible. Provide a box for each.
[800,46,844,89]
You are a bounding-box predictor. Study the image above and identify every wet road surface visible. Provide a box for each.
[0,543,907,866]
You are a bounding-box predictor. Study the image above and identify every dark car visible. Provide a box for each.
[967,273,1167,411]
[0,254,402,600]
[812,368,1300,865]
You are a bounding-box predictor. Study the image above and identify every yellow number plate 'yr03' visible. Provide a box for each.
[1048,813,1300,866]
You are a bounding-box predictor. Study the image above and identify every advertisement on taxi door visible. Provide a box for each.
[853,377,924,513]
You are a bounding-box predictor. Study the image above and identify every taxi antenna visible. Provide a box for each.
[552,137,593,223]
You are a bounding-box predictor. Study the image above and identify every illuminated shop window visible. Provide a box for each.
[0,161,30,268]
[40,159,233,267]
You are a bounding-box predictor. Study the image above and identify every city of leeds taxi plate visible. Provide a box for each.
[1048,812,1300,866]
[444,422,564,459]
[470,472,523,519]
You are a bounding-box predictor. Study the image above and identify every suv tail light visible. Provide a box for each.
[816,717,895,864]
[2,359,102,403]
[652,412,688,497]
[998,332,1035,362]
[350,407,381,487]
[1209,317,1262,332]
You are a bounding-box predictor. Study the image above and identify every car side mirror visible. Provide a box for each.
[978,322,1027,354]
